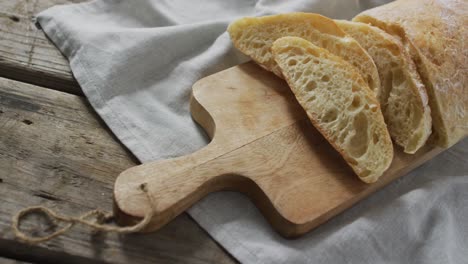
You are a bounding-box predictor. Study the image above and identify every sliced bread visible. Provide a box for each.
[227,13,381,98]
[271,36,393,183]
[335,20,432,154]
[354,0,467,148]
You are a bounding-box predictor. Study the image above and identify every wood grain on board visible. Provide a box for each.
[0,77,235,264]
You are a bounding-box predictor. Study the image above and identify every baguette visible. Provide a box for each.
[335,20,432,154]
[272,36,393,183]
[354,0,467,148]
[227,13,381,97]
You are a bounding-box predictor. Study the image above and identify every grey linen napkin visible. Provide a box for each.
[36,1,468,263]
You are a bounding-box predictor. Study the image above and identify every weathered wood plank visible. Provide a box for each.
[0,77,235,264]
[0,256,32,264]
[0,0,81,94]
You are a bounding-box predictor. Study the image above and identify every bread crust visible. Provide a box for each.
[354,0,467,148]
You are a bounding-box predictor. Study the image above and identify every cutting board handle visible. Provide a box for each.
[114,142,248,230]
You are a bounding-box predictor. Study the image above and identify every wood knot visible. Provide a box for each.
[22,119,33,125]
[139,183,148,192]
[9,16,20,22]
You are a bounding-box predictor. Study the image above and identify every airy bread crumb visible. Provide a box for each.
[336,20,432,154]
[272,36,394,183]
[228,13,381,98]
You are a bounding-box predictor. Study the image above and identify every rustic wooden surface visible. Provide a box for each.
[0,256,32,264]
[0,0,82,94]
[1,0,237,263]
[0,77,236,264]
[115,63,442,237]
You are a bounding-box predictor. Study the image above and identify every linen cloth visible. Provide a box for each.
[36,1,468,263]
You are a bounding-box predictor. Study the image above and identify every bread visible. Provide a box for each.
[227,13,382,97]
[354,0,467,148]
[335,20,432,154]
[272,36,393,183]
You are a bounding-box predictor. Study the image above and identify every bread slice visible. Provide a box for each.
[354,0,467,148]
[272,36,393,183]
[335,20,432,154]
[227,13,381,98]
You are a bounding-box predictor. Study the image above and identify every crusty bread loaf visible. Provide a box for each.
[354,0,467,148]
[272,36,393,183]
[335,20,432,154]
[227,13,381,97]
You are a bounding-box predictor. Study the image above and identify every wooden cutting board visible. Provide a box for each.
[113,62,442,237]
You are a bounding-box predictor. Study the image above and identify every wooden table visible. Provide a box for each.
[0,1,236,263]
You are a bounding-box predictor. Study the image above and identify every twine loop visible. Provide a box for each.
[12,183,154,244]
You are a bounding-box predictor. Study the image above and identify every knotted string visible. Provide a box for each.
[12,183,154,244]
